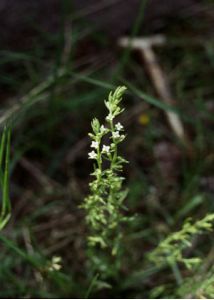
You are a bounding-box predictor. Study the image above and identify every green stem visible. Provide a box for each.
[96,138,102,180]
[109,120,117,169]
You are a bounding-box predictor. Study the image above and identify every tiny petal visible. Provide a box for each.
[100,125,107,133]
[102,145,110,153]
[91,141,99,149]
[48,256,62,272]
[106,114,114,121]
[115,122,123,131]
[88,151,97,159]
[112,131,120,139]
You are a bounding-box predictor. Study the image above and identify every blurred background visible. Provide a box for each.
[0,0,214,298]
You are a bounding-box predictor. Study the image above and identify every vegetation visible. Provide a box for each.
[0,1,214,298]
[82,86,129,281]
[0,127,11,230]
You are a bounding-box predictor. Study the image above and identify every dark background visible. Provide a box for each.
[0,0,214,298]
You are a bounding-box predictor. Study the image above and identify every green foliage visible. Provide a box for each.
[82,86,129,277]
[177,266,214,298]
[0,126,11,230]
[149,214,214,270]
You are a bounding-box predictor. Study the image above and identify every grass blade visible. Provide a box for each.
[0,126,11,230]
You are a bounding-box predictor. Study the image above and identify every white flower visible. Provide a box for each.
[115,122,123,131]
[91,141,99,149]
[102,145,110,153]
[88,151,97,159]
[112,131,120,139]
[100,125,107,133]
[48,256,62,272]
[106,114,114,121]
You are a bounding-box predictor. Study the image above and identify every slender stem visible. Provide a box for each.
[109,120,117,169]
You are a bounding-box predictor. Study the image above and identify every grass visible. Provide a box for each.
[0,0,214,298]
[0,127,11,230]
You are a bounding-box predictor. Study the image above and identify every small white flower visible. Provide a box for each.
[100,125,107,133]
[115,122,123,131]
[112,131,120,139]
[106,114,114,121]
[88,151,97,159]
[91,141,99,149]
[102,145,110,153]
[48,256,62,272]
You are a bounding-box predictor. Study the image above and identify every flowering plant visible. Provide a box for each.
[82,86,129,266]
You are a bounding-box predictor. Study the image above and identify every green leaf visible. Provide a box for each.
[0,126,11,230]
